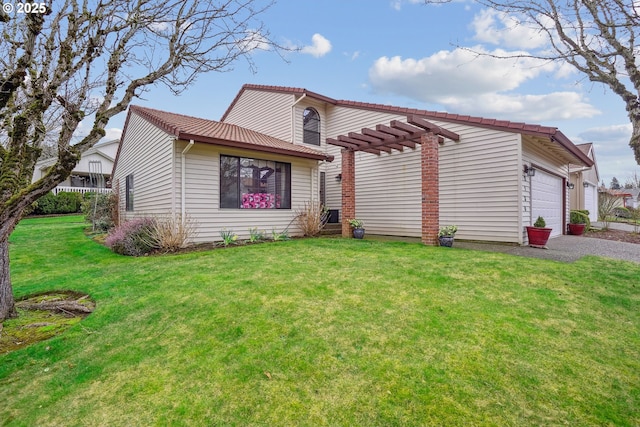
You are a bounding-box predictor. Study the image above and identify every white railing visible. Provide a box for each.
[52,186,112,196]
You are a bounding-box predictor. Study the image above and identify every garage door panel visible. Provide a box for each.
[532,170,563,237]
[584,184,597,222]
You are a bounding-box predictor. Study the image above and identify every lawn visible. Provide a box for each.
[1,216,639,426]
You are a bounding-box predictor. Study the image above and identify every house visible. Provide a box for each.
[33,139,119,195]
[569,143,600,222]
[626,189,640,209]
[111,106,333,243]
[220,84,594,245]
[113,84,594,245]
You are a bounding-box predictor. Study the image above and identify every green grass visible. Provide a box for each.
[1,215,639,426]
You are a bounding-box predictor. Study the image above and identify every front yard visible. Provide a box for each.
[1,216,639,426]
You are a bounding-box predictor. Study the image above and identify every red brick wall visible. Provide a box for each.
[341,149,356,237]
[421,133,439,245]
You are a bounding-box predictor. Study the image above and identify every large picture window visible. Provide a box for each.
[220,155,291,209]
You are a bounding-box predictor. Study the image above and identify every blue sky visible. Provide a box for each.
[103,0,638,187]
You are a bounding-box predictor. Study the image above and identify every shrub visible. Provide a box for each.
[570,210,588,224]
[144,215,196,252]
[83,192,118,232]
[31,191,83,215]
[598,192,618,228]
[613,206,631,219]
[294,201,328,237]
[56,191,83,213]
[105,218,157,256]
[534,216,546,228]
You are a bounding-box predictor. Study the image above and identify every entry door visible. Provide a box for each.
[531,170,563,237]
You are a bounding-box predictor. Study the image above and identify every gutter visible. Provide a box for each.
[291,93,307,142]
[181,139,195,223]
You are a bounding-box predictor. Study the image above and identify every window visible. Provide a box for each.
[303,107,320,146]
[125,174,134,211]
[220,155,291,209]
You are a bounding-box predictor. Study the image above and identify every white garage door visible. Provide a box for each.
[531,170,563,237]
[584,184,598,222]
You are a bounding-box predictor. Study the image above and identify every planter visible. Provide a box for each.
[438,236,454,247]
[352,228,365,239]
[526,226,552,248]
[568,223,586,235]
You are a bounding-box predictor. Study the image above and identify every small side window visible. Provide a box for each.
[125,174,134,211]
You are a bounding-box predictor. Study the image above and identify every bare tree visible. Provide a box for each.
[424,0,640,164]
[0,0,279,321]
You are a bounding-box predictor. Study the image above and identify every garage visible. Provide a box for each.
[583,183,598,222]
[531,169,564,237]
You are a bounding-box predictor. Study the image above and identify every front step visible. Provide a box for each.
[321,223,342,235]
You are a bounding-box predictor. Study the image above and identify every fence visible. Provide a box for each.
[52,186,112,196]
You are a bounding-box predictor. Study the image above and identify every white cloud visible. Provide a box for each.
[442,92,599,121]
[238,30,271,52]
[101,127,123,143]
[574,124,636,185]
[301,33,332,58]
[471,9,549,50]
[369,47,554,97]
[368,47,600,122]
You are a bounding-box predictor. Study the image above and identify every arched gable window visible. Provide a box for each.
[303,107,320,146]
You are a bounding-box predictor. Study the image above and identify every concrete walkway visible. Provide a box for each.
[593,221,639,232]
[455,235,640,264]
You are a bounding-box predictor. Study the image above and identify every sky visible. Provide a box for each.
[100,0,638,188]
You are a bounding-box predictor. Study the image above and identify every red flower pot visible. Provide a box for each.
[526,226,552,248]
[568,223,586,235]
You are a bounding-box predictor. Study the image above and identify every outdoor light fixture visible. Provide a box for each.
[524,165,536,177]
[335,173,342,182]
[567,182,575,189]
[583,182,590,187]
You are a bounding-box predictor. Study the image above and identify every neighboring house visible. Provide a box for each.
[111,106,333,243]
[220,84,594,245]
[625,189,639,209]
[569,142,600,222]
[33,139,119,195]
[113,84,594,245]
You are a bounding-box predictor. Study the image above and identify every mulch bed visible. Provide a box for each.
[585,228,640,245]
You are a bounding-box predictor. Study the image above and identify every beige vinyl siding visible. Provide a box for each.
[223,90,294,141]
[176,142,318,243]
[439,126,521,242]
[321,106,522,242]
[113,112,174,221]
[521,136,570,241]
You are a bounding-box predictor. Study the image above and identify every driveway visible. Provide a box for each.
[455,235,640,264]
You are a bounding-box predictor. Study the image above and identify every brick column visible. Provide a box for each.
[421,133,439,245]
[341,149,356,237]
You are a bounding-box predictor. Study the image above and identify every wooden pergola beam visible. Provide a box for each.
[407,115,460,141]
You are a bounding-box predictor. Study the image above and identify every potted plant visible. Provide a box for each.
[526,216,552,248]
[568,210,588,235]
[438,225,458,247]
[348,218,365,239]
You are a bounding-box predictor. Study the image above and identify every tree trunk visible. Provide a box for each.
[0,236,17,321]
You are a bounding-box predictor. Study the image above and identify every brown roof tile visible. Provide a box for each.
[223,84,593,167]
[129,105,333,162]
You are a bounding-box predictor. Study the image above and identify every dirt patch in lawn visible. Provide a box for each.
[585,228,640,244]
[0,290,94,355]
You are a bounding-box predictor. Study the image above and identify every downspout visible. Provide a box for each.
[291,93,307,142]
[181,140,195,223]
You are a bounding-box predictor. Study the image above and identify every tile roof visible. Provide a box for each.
[223,84,593,167]
[127,105,333,162]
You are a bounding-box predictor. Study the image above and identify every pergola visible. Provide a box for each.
[326,115,460,245]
